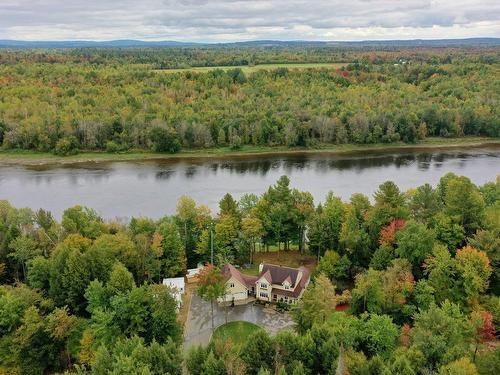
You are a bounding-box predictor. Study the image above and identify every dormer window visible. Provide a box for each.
[229,282,235,288]
[284,284,290,290]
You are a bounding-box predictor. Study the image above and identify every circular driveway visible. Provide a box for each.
[183,294,295,349]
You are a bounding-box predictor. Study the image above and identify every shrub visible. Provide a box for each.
[54,136,79,156]
[149,127,181,153]
[105,141,120,153]
[276,301,290,312]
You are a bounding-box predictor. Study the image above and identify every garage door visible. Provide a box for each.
[230,292,247,301]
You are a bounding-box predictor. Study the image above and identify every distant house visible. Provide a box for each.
[221,263,310,305]
[186,265,204,283]
[162,277,185,307]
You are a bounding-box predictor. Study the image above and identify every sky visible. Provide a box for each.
[0,0,499,42]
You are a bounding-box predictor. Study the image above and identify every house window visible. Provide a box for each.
[284,284,290,290]
[260,283,267,289]
[260,292,268,298]
[229,282,235,288]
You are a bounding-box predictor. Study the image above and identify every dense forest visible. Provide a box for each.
[0,47,499,155]
[0,172,498,374]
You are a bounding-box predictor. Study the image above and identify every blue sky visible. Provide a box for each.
[1,0,499,41]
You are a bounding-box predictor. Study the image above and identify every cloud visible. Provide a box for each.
[0,0,498,41]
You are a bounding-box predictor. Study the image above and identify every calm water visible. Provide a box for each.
[0,147,499,220]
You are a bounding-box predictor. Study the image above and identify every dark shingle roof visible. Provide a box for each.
[271,266,310,298]
[260,264,300,286]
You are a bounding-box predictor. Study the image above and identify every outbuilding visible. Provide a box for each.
[162,277,185,307]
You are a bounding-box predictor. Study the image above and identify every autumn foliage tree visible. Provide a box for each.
[0,172,498,374]
[380,219,407,246]
[471,309,496,361]
[197,263,227,332]
[456,245,492,306]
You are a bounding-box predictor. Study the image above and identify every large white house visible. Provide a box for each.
[221,263,310,305]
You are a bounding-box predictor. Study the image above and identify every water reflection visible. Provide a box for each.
[184,166,198,178]
[158,152,461,175]
[0,147,498,219]
[155,170,176,180]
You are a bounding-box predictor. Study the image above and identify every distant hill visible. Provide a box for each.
[328,38,500,47]
[224,38,500,48]
[0,39,198,48]
[0,38,499,49]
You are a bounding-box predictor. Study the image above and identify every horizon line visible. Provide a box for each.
[1,36,499,44]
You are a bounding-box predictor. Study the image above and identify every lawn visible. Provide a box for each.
[155,62,347,74]
[211,321,263,347]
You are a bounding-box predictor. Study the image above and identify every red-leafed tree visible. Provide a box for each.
[400,323,412,347]
[477,310,496,342]
[472,310,496,360]
[380,219,407,246]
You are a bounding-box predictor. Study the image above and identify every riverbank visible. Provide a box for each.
[0,137,498,166]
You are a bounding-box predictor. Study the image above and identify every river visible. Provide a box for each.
[0,147,498,219]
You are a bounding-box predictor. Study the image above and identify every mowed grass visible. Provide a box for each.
[155,62,347,74]
[212,321,263,347]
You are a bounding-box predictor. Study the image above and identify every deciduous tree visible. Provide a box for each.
[197,264,226,332]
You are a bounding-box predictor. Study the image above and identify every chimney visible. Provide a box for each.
[258,263,264,273]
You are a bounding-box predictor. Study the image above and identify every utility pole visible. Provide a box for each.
[210,226,214,264]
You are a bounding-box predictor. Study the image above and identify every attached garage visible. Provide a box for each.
[220,264,259,305]
[225,291,247,301]
[218,271,250,303]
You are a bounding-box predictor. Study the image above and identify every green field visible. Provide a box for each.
[211,321,263,347]
[155,62,347,74]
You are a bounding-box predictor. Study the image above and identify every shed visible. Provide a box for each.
[162,277,185,307]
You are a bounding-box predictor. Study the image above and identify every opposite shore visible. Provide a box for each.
[0,136,499,166]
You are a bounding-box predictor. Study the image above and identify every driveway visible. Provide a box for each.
[183,294,294,349]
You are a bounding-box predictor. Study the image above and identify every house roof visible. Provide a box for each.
[186,267,203,277]
[260,264,300,287]
[271,266,310,298]
[259,270,273,284]
[241,273,259,288]
[222,264,258,288]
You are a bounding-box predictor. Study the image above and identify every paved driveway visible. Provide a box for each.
[184,294,294,349]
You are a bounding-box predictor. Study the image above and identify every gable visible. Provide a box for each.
[227,276,248,291]
[258,270,272,284]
